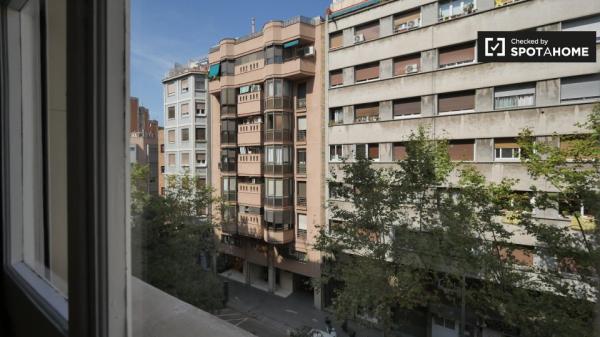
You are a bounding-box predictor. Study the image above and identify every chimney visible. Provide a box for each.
[251,17,256,34]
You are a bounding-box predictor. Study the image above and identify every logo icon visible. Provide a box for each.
[484,37,505,57]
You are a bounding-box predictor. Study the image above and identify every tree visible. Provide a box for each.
[317,122,598,336]
[516,103,600,336]
[131,171,225,312]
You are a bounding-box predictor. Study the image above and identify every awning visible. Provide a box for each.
[329,0,379,19]
[208,63,220,80]
[283,39,299,48]
[239,86,250,94]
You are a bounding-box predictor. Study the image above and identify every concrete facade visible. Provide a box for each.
[208,16,326,308]
[162,61,210,189]
[325,0,600,334]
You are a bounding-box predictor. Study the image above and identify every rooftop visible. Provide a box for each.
[163,58,209,82]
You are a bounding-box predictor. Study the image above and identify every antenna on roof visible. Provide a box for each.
[251,17,256,33]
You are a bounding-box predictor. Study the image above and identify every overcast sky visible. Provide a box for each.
[131,0,330,125]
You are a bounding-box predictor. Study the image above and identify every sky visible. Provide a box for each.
[131,0,331,125]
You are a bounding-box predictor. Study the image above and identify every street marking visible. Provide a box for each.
[284,309,298,314]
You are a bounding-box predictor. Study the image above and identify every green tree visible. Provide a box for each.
[131,173,225,312]
[317,123,598,336]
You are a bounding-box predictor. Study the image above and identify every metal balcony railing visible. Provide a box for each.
[297,163,306,175]
[297,196,307,207]
[297,130,307,142]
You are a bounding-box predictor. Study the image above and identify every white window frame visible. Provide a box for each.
[494,146,521,161]
[329,145,343,162]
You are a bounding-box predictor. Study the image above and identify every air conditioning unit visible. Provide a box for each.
[354,34,365,43]
[405,64,418,73]
[303,45,315,57]
[406,21,416,29]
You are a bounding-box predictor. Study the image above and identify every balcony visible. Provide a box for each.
[237,213,264,239]
[263,228,295,244]
[297,163,306,175]
[237,92,262,117]
[237,154,262,176]
[237,123,262,146]
[221,219,237,234]
[221,105,237,119]
[220,131,237,146]
[296,130,306,143]
[237,183,262,207]
[297,196,307,208]
[220,161,237,173]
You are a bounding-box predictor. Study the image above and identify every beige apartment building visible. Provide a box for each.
[325,0,599,334]
[208,16,326,306]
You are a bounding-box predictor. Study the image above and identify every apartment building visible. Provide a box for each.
[325,0,600,334]
[129,97,159,195]
[208,16,326,307]
[158,127,165,195]
[162,60,210,188]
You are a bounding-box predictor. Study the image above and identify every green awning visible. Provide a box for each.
[208,63,220,80]
[239,86,250,94]
[283,39,299,48]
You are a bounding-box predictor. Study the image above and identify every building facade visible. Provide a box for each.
[325,0,600,334]
[162,61,210,188]
[129,97,159,195]
[158,126,165,195]
[208,16,326,306]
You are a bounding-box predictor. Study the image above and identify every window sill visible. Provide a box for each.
[438,109,475,115]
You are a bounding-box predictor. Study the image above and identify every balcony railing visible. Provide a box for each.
[238,213,264,239]
[220,131,237,145]
[220,161,236,173]
[297,162,306,175]
[222,191,237,202]
[237,183,263,207]
[263,227,295,244]
[297,229,307,240]
[263,163,293,175]
[297,196,307,207]
[237,92,263,117]
[264,130,292,143]
[297,98,306,109]
[297,130,306,142]
[221,105,237,119]
[237,153,262,176]
[264,195,293,208]
[237,123,262,146]
[264,97,292,110]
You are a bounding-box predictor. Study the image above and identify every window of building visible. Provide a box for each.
[330,31,343,49]
[448,139,475,161]
[330,69,343,87]
[297,181,307,206]
[330,107,344,125]
[181,152,190,167]
[355,62,379,82]
[195,127,206,142]
[438,90,475,113]
[168,129,176,143]
[196,152,206,166]
[393,53,421,76]
[560,73,600,102]
[354,102,380,122]
[220,59,235,76]
[297,82,307,109]
[563,15,600,42]
[167,105,175,119]
[393,143,407,161]
[330,145,343,161]
[160,165,165,173]
[494,83,536,109]
[297,117,307,142]
[235,50,264,68]
[265,45,283,64]
[180,78,189,93]
[494,138,521,161]
[265,178,293,206]
[438,42,476,68]
[433,315,456,330]
[160,144,164,153]
[394,9,421,33]
[297,149,307,174]
[265,145,292,165]
[356,143,380,161]
[195,75,206,91]
[168,153,176,167]
[297,214,308,238]
[393,97,421,118]
[167,82,176,96]
[355,20,379,42]
[195,102,206,116]
[180,103,190,117]
[439,0,476,21]
[181,128,189,142]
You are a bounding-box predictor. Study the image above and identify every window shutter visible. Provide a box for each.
[330,70,343,86]
[368,144,379,159]
[448,140,474,161]
[439,43,475,66]
[495,83,536,98]
[438,91,475,113]
[494,138,519,149]
[181,103,189,115]
[355,21,379,41]
[297,214,307,231]
[355,62,379,82]
[355,103,379,117]
[563,15,600,40]
[393,97,421,116]
[330,31,343,49]
[393,143,407,160]
[181,153,190,165]
[561,74,600,101]
[394,10,420,28]
[393,54,420,76]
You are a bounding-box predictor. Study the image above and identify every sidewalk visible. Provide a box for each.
[224,278,384,337]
